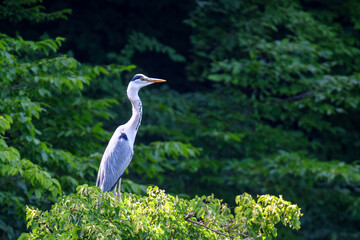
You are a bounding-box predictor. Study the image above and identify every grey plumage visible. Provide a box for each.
[96,130,133,192]
[96,74,166,199]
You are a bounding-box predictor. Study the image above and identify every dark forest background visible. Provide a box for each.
[1,0,360,239]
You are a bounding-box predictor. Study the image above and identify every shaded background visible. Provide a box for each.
[1,0,360,239]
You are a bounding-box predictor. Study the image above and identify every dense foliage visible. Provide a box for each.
[1,0,360,239]
[20,185,301,239]
[0,30,118,238]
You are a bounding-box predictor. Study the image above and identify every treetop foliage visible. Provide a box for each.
[21,185,301,240]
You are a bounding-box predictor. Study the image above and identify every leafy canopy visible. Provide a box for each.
[21,185,302,240]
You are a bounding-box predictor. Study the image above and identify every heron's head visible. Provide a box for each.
[129,74,166,89]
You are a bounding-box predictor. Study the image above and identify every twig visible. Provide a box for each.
[100,213,128,225]
[120,218,129,223]
[184,213,237,239]
[0,177,21,182]
[272,91,312,104]
[100,213,115,224]
[6,83,28,90]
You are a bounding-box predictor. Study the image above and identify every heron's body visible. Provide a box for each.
[96,129,133,192]
[96,74,165,199]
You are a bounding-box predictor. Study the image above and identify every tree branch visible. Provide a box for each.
[0,177,22,182]
[184,213,241,239]
[6,83,28,90]
[272,91,312,104]
[100,212,128,225]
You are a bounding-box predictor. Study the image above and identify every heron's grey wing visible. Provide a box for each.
[96,133,133,192]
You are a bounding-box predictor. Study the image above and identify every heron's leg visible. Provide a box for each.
[117,178,122,202]
[113,186,116,196]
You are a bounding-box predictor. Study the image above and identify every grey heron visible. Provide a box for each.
[96,73,166,200]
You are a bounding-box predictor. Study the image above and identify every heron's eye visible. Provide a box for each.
[140,77,145,81]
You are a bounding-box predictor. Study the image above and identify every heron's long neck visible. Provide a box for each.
[126,86,142,145]
[129,97,142,132]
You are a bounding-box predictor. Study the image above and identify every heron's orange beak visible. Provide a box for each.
[146,78,166,83]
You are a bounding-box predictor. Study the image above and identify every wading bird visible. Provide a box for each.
[96,74,166,201]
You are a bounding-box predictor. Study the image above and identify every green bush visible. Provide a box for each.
[21,185,302,239]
